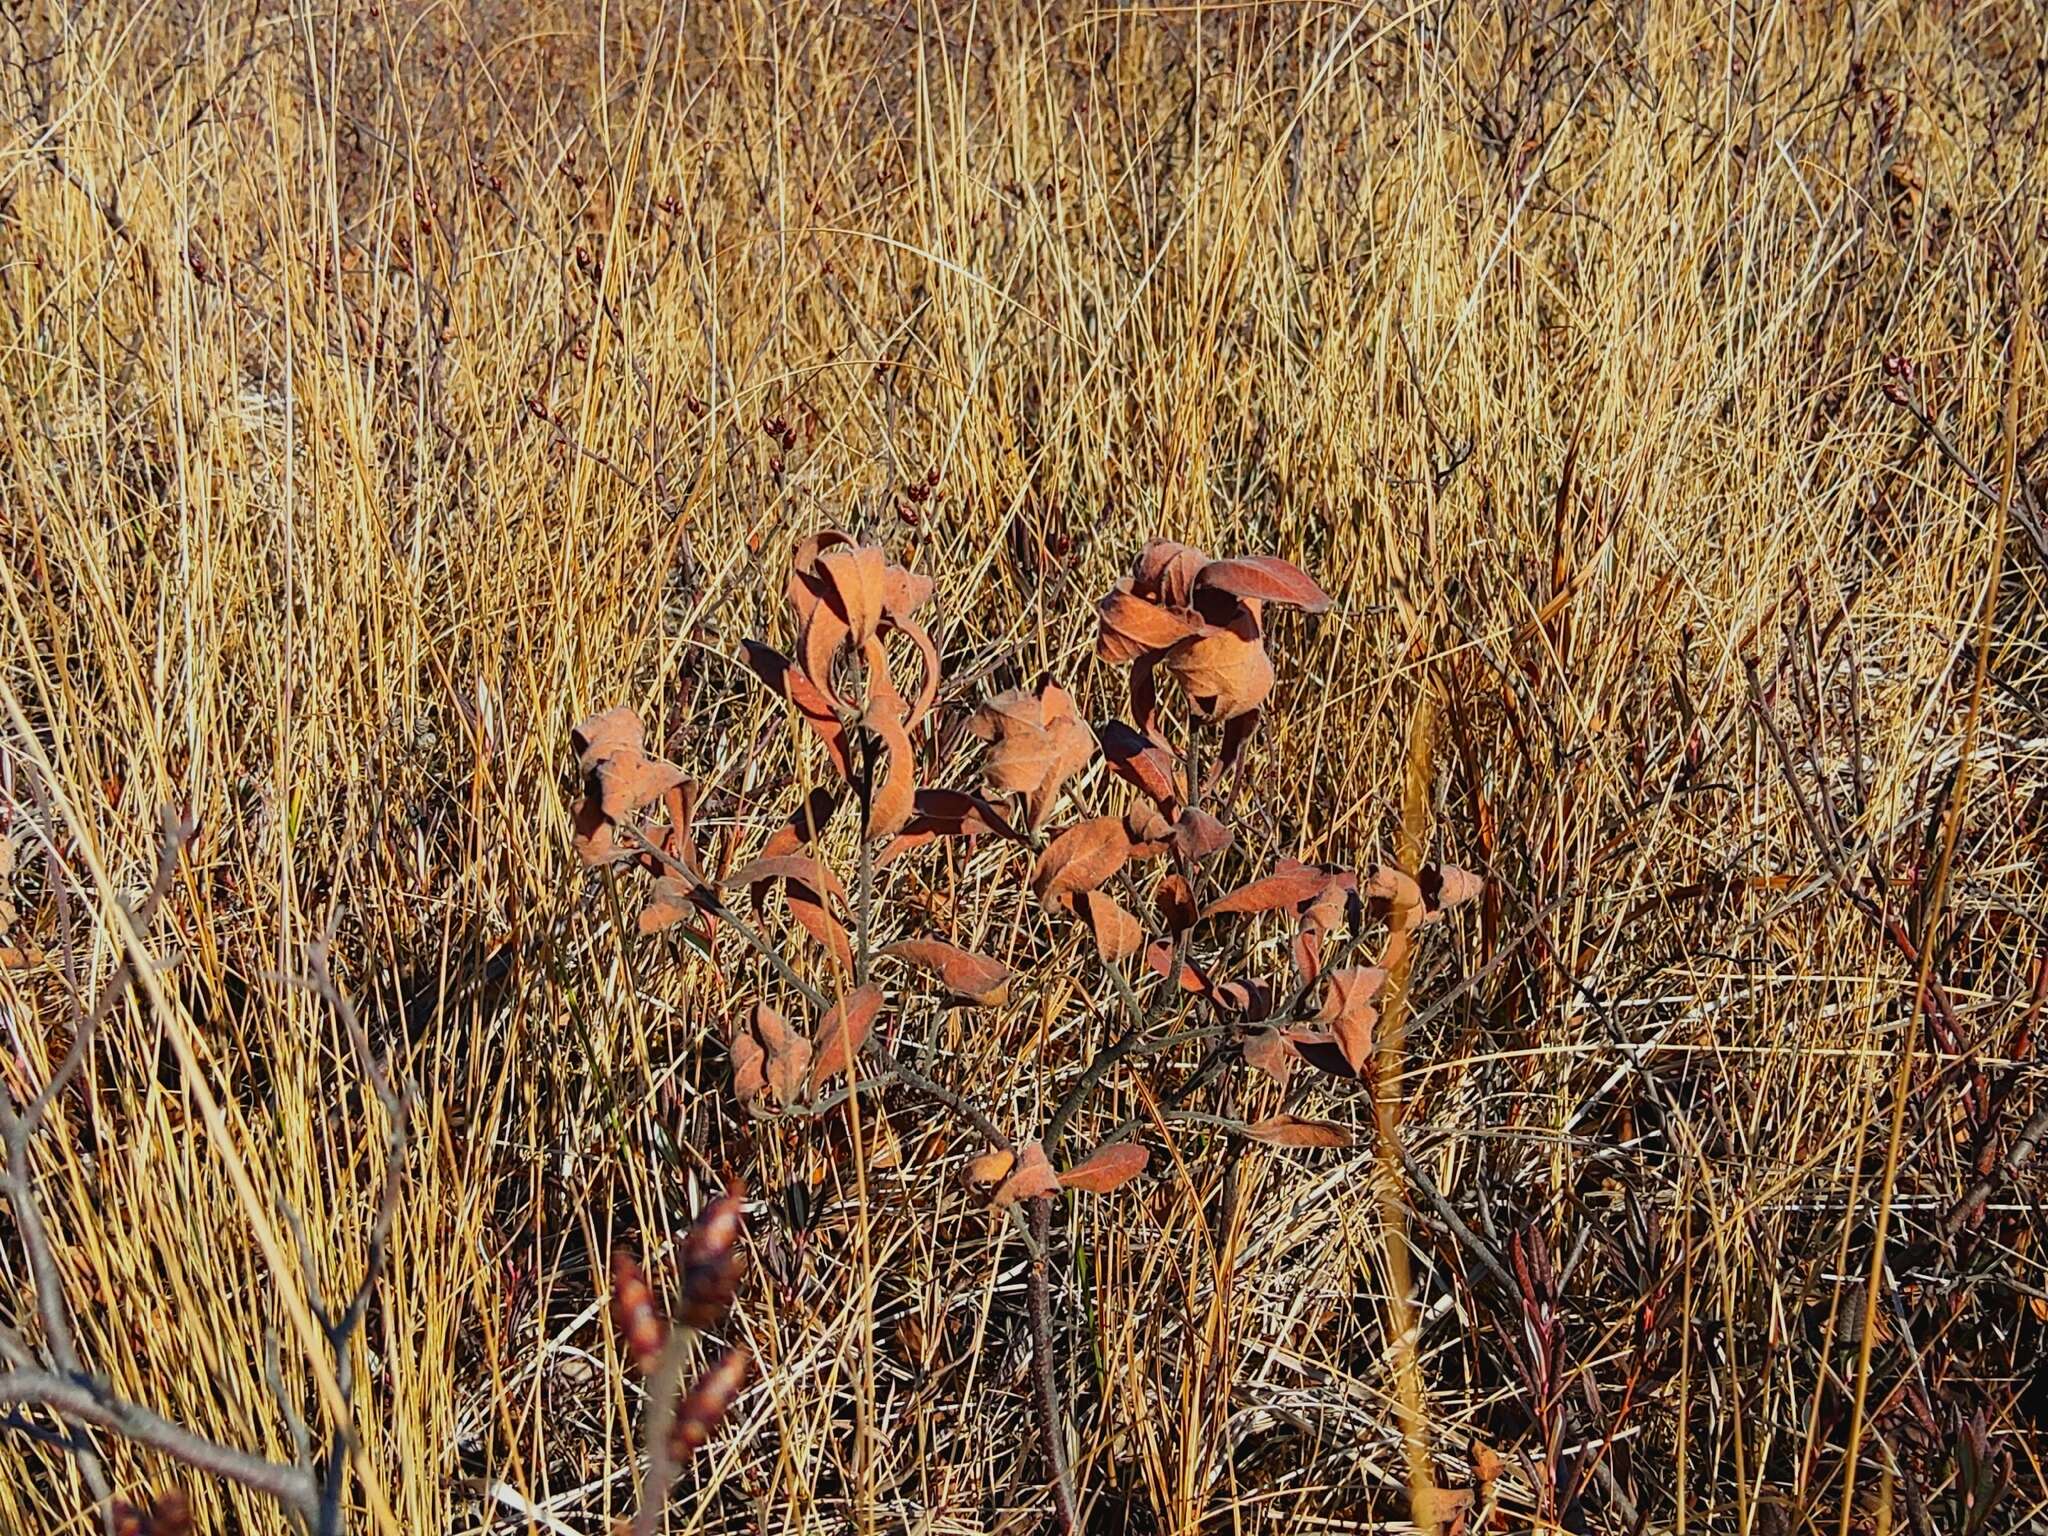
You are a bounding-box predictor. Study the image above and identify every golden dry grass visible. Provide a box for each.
[3,1,2047,1532]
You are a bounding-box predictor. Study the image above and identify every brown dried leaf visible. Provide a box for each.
[1096,581,1201,665]
[729,854,849,906]
[638,877,707,937]
[884,939,1012,1006]
[807,983,883,1092]
[1201,867,1334,920]
[1058,1141,1150,1193]
[973,681,1097,830]
[1193,555,1332,613]
[878,788,1024,864]
[1078,889,1144,962]
[1163,628,1274,722]
[817,543,890,644]
[991,1139,1060,1207]
[1031,816,1131,909]
[571,707,645,766]
[1170,808,1233,862]
[1241,1027,1298,1089]
[754,1004,813,1106]
[730,1030,768,1109]
[1421,863,1485,916]
[1316,966,1388,1019]
[862,674,918,841]
[1131,540,1210,607]
[1244,1114,1352,1148]
[742,640,851,780]
[1144,939,1218,997]
[1364,865,1425,929]
[1096,720,1179,809]
[1156,874,1199,935]
[965,1148,1016,1185]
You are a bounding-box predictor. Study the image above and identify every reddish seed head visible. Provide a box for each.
[677,1181,746,1332]
[668,1346,752,1458]
[610,1246,669,1376]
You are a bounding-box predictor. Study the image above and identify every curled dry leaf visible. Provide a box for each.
[754,1003,813,1107]
[741,640,852,780]
[730,1028,768,1108]
[1096,580,1202,664]
[970,680,1097,829]
[1059,1141,1150,1193]
[1421,863,1484,918]
[807,983,883,1093]
[862,680,918,841]
[1365,864,1425,929]
[991,1139,1060,1207]
[878,788,1022,864]
[1078,889,1144,961]
[639,876,709,938]
[784,531,940,730]
[1144,939,1219,998]
[884,938,1011,1005]
[731,853,849,905]
[1031,816,1131,909]
[570,708,687,866]
[1244,1114,1352,1149]
[1133,539,1210,606]
[1162,626,1275,722]
[1241,1027,1298,1089]
[1315,967,1384,1070]
[1192,555,1332,613]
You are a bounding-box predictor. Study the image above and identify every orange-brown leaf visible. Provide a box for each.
[1365,865,1425,929]
[1097,582,1201,665]
[1078,889,1145,961]
[1170,808,1234,862]
[1131,540,1210,607]
[1031,816,1131,909]
[1163,628,1274,722]
[572,707,646,767]
[884,939,1012,1005]
[1244,1114,1352,1148]
[1193,555,1331,612]
[862,680,917,842]
[730,854,849,905]
[753,1003,813,1105]
[1058,1141,1149,1193]
[807,983,883,1092]
[1097,720,1178,808]
[817,543,889,643]
[1241,1027,1298,1089]
[965,1148,1016,1185]
[1201,867,1333,920]
[1156,874,1199,935]
[730,1029,768,1109]
[1422,863,1484,916]
[991,1140,1061,1207]
[742,640,851,779]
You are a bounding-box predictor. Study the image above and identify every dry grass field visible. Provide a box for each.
[3,1,2048,1532]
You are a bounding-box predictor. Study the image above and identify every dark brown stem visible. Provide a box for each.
[1027,1195,1077,1533]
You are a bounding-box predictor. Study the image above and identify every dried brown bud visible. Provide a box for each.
[610,1247,669,1376]
[669,1346,752,1458]
[676,1180,746,1331]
